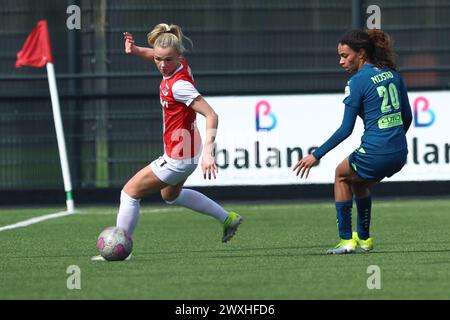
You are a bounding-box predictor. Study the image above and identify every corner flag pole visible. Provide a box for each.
[15,20,75,212]
[46,62,75,212]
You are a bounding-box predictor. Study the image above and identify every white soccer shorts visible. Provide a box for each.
[150,153,200,185]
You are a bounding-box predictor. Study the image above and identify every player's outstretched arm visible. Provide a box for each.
[123,32,154,61]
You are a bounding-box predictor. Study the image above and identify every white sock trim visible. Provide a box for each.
[121,190,141,203]
[164,197,177,205]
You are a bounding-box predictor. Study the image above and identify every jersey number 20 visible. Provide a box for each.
[377,83,400,113]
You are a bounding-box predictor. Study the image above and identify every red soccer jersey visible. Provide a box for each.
[159,58,202,160]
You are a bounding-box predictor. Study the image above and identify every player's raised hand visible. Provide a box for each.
[123,32,135,54]
[293,154,318,179]
[201,153,218,180]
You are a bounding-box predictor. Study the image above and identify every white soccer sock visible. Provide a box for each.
[116,190,141,235]
[166,188,229,222]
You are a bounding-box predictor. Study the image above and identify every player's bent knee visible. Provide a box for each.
[161,191,179,204]
[335,163,356,183]
[123,185,140,199]
[335,167,347,181]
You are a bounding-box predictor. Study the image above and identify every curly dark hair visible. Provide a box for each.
[339,29,397,70]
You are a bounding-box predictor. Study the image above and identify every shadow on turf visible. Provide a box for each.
[134,243,450,260]
[7,244,450,260]
[139,244,324,254]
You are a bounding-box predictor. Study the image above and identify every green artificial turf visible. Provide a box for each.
[1,199,450,300]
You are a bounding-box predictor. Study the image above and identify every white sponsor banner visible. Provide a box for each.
[185,91,450,186]
[388,91,450,181]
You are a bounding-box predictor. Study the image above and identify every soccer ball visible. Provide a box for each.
[96,227,133,261]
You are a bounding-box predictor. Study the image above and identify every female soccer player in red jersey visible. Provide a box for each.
[93,24,242,260]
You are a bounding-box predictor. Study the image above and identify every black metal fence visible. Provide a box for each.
[1,0,449,191]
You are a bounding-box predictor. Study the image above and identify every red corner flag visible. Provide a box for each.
[15,20,53,68]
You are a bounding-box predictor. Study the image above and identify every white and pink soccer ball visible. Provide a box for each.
[96,227,133,261]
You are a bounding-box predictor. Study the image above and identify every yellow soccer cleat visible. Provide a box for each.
[326,238,357,254]
[352,232,373,252]
[222,211,243,243]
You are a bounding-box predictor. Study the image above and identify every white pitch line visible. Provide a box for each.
[0,210,76,232]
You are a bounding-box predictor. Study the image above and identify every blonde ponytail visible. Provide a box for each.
[147,23,193,54]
